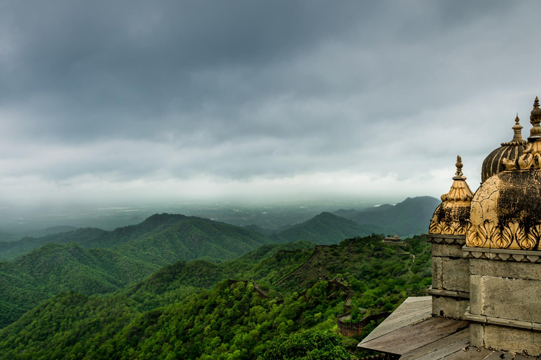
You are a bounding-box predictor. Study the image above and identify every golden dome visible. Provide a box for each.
[429,156,474,235]
[480,115,526,183]
[467,170,541,250]
[467,97,541,250]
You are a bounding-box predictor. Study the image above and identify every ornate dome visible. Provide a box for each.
[429,156,474,236]
[481,115,527,183]
[467,98,541,250]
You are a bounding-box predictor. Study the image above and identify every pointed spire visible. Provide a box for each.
[440,155,473,203]
[529,96,541,140]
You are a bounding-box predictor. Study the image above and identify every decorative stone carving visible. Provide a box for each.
[429,156,474,236]
[426,234,465,245]
[467,98,541,250]
[463,246,541,263]
[466,220,541,250]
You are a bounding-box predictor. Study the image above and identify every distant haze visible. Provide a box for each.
[1,1,540,213]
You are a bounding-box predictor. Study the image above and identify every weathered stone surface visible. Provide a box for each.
[428,289,469,299]
[467,170,541,250]
[469,275,482,315]
[483,324,541,356]
[432,256,443,289]
[432,296,468,319]
[470,257,541,280]
[432,243,464,258]
[483,276,541,323]
[469,323,484,348]
[442,258,469,292]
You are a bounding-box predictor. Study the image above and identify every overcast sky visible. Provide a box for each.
[1,0,541,209]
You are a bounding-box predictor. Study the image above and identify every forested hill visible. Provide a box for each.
[0,215,273,328]
[272,212,382,244]
[0,228,107,261]
[0,214,271,261]
[334,196,440,236]
[0,235,431,360]
[0,201,437,329]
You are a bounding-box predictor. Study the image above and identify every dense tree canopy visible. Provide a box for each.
[0,234,431,359]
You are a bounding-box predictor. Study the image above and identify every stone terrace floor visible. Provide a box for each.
[358,296,540,359]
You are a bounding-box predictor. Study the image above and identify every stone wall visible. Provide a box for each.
[427,234,469,319]
[464,247,541,356]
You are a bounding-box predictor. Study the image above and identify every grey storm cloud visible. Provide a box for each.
[1,0,541,205]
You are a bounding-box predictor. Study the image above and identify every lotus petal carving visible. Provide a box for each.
[429,216,443,234]
[467,222,483,247]
[454,222,466,235]
[501,222,518,249]
[523,224,541,250]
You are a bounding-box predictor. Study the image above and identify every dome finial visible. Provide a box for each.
[511,114,525,143]
[529,96,541,140]
[455,155,464,178]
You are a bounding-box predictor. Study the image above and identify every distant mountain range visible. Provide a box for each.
[0,196,439,262]
[0,196,440,328]
[333,196,440,237]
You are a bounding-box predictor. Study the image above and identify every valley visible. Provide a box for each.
[0,196,436,359]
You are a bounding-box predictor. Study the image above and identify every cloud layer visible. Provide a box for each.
[1,1,541,207]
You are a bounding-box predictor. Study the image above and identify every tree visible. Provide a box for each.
[259,330,351,360]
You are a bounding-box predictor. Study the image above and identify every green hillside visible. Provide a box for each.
[0,235,431,359]
[0,228,107,261]
[0,214,271,261]
[334,196,440,236]
[0,215,273,328]
[272,212,382,244]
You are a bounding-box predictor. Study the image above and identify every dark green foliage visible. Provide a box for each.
[0,279,350,360]
[0,215,276,328]
[0,234,431,359]
[275,235,431,316]
[260,330,351,360]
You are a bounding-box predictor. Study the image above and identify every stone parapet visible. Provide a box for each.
[430,234,469,320]
[467,251,541,355]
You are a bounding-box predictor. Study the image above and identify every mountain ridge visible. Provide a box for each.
[333,196,439,236]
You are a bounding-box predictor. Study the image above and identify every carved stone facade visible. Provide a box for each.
[359,97,541,358]
[435,97,541,355]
